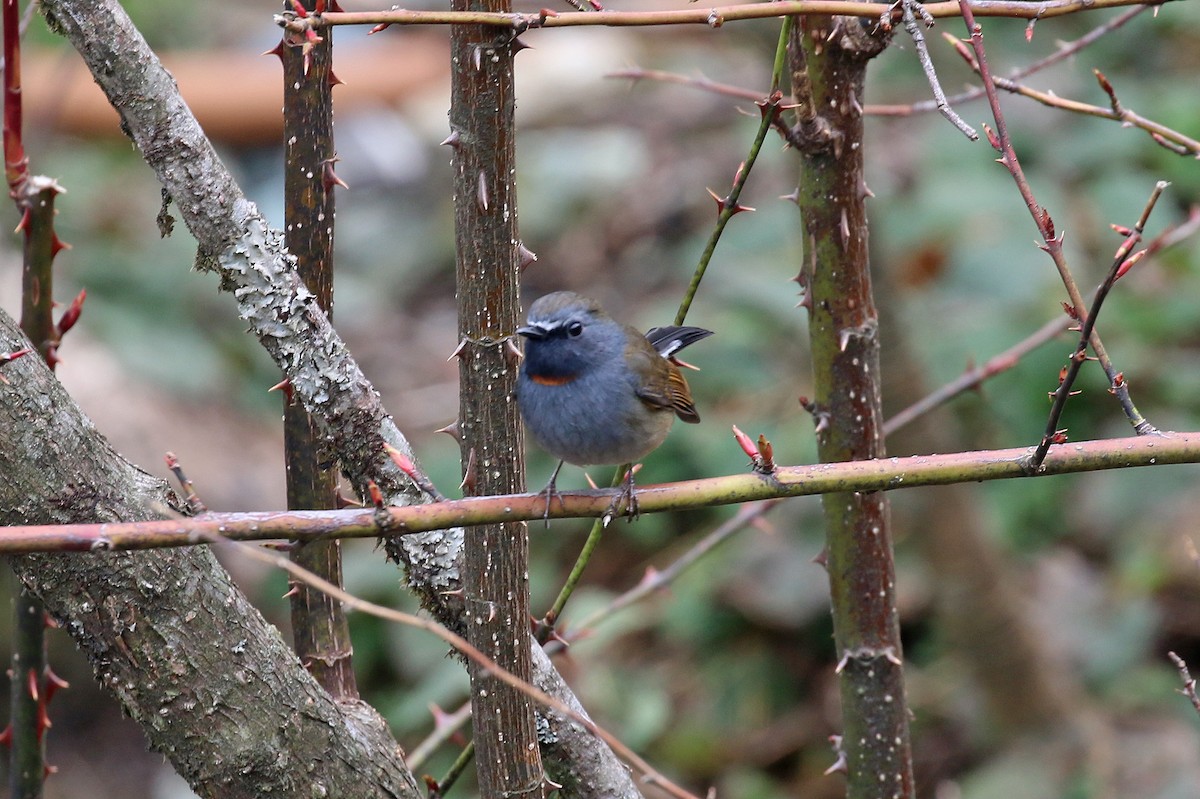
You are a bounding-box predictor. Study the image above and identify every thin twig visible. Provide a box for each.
[870,5,1151,116]
[1028,181,1168,469]
[406,701,472,771]
[675,17,792,325]
[216,534,703,799]
[898,0,977,139]
[1167,652,1200,716]
[282,0,1176,32]
[883,316,1069,437]
[946,42,1200,157]
[956,0,1155,441]
[559,500,782,647]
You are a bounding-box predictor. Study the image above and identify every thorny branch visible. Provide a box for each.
[212,533,703,799]
[610,7,1194,153]
[3,431,1200,554]
[870,5,1152,116]
[945,33,1200,157]
[277,0,1175,33]
[956,0,1157,446]
[1028,181,1168,470]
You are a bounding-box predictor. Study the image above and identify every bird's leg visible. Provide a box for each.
[603,462,640,525]
[535,460,568,525]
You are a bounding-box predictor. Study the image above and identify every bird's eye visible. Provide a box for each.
[567,321,583,337]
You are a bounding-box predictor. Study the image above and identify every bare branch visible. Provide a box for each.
[279,0,1174,31]
[4,430,1200,555]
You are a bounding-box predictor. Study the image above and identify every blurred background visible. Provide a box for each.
[3,0,1200,797]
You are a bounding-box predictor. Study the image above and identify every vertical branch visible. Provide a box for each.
[448,8,543,798]
[791,16,914,799]
[274,0,357,699]
[6,2,69,796]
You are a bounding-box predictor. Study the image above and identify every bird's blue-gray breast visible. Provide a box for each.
[517,316,674,466]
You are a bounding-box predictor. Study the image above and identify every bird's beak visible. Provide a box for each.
[516,323,549,340]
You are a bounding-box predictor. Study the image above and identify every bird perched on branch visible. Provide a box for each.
[516,291,712,521]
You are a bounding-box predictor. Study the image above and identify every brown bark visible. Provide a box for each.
[279,0,357,700]
[448,6,544,796]
[790,16,913,799]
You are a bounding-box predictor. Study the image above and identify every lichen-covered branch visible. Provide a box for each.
[0,309,420,799]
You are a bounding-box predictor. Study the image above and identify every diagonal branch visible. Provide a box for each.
[955,0,1157,444]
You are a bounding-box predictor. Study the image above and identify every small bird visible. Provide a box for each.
[515,291,713,519]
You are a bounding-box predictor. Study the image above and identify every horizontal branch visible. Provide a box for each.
[4,430,1198,554]
[284,0,1171,31]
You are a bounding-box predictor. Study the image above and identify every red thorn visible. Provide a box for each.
[0,725,11,747]
[50,233,70,256]
[706,187,726,214]
[448,337,469,362]
[13,207,30,235]
[517,241,538,271]
[322,157,349,192]
[1060,302,1079,320]
[57,288,86,336]
[328,0,345,10]
[459,448,477,493]
[44,668,69,701]
[27,667,40,702]
[435,420,461,442]
[289,0,309,16]
[263,41,286,60]
[281,583,301,599]
[1,347,33,364]
[368,22,392,34]
[328,69,344,87]
[268,377,296,405]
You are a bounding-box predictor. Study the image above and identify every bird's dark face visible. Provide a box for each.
[517,292,614,384]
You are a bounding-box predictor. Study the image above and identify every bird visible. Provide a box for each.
[515,291,713,520]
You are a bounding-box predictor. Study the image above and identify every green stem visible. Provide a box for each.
[537,467,626,639]
[674,17,792,325]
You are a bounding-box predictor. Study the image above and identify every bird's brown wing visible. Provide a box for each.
[634,354,701,424]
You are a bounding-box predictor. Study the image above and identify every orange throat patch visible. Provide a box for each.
[529,373,578,386]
